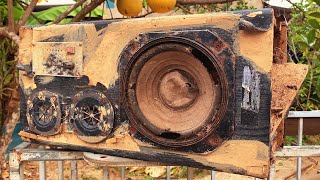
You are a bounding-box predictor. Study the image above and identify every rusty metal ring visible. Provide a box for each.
[124,37,228,147]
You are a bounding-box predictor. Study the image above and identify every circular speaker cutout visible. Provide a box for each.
[125,38,228,147]
[71,89,114,143]
[28,91,61,135]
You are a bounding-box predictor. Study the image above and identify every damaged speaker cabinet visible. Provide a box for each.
[18,9,308,178]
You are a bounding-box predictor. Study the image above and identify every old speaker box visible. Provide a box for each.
[18,9,307,178]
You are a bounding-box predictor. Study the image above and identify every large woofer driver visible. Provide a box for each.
[125,38,228,147]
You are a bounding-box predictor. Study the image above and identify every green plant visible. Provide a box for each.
[178,0,255,14]
[26,5,103,25]
[0,39,16,97]
[289,0,320,111]
[274,0,320,147]
[230,0,255,11]
[0,38,17,126]
[0,0,21,126]
[0,0,24,26]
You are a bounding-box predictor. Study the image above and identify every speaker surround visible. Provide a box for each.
[124,38,228,147]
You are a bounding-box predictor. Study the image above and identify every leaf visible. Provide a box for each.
[307,29,316,45]
[314,38,320,50]
[58,18,72,24]
[3,74,13,86]
[13,4,24,21]
[309,12,320,18]
[296,35,309,48]
[26,6,103,25]
[143,0,148,7]
[317,78,320,92]
[308,19,320,29]
[313,0,320,6]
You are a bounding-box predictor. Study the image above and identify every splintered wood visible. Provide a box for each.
[271,63,308,151]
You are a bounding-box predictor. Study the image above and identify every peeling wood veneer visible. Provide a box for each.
[270,63,308,152]
[238,29,274,73]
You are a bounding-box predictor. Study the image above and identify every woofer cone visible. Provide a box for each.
[124,37,228,147]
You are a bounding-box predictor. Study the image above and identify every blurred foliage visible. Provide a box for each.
[26,5,103,25]
[0,38,17,126]
[0,40,16,99]
[0,0,24,25]
[179,0,255,14]
[0,0,21,126]
[289,0,320,111]
[285,0,320,146]
[285,135,320,146]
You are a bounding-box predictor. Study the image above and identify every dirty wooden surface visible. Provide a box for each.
[19,131,269,178]
[273,16,288,64]
[270,63,308,152]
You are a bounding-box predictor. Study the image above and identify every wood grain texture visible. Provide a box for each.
[270,63,308,152]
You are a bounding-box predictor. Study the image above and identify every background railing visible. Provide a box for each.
[272,111,320,180]
[9,111,320,180]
